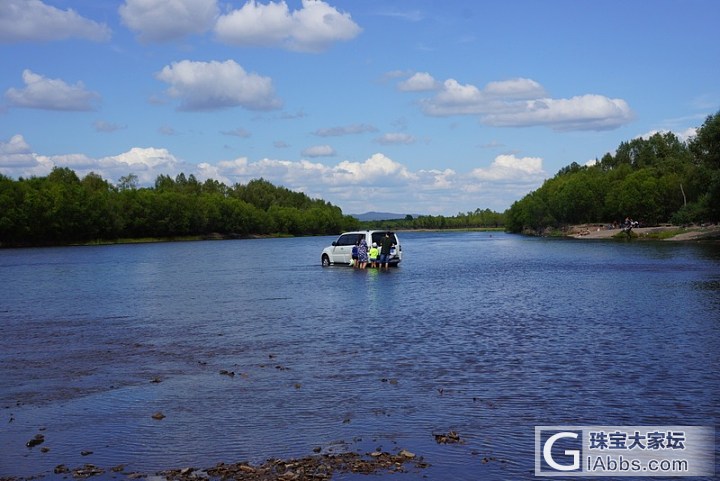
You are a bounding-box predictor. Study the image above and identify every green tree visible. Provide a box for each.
[689,110,720,170]
[118,173,138,191]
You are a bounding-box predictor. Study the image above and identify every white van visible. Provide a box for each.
[321,230,402,267]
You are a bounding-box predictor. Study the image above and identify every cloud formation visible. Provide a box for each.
[5,70,100,111]
[0,0,111,43]
[118,0,361,51]
[397,72,438,92]
[120,0,218,43]
[482,95,634,131]
[214,0,361,52]
[156,60,282,111]
[94,120,127,133]
[470,154,544,182]
[398,73,634,131]
[0,135,548,213]
[302,145,336,157]
[375,133,416,145]
[221,128,252,138]
[313,124,378,137]
[0,134,36,168]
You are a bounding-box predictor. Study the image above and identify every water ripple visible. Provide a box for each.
[1,234,718,480]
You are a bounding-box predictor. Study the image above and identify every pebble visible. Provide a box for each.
[26,434,44,448]
[434,430,462,444]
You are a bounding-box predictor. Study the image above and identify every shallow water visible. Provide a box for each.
[1,232,718,479]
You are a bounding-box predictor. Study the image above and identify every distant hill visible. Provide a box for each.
[351,211,422,221]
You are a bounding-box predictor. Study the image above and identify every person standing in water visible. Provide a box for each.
[351,240,359,267]
[358,237,369,269]
[379,233,393,270]
[368,242,379,268]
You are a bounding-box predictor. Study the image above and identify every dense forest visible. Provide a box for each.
[506,110,720,233]
[0,173,361,246]
[0,164,505,247]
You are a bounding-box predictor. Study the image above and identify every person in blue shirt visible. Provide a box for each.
[351,240,359,267]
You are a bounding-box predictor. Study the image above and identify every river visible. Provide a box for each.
[1,232,718,480]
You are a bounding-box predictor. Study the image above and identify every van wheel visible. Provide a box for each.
[321,255,331,267]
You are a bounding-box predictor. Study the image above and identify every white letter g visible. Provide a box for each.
[543,432,580,471]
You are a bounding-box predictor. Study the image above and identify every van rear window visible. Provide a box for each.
[371,232,396,245]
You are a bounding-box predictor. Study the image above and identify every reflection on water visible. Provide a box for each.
[0,233,718,480]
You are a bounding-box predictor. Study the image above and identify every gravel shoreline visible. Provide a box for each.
[566,224,720,241]
[0,449,431,481]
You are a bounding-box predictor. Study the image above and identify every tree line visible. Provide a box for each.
[0,171,360,247]
[3,111,716,246]
[362,209,505,231]
[506,110,720,233]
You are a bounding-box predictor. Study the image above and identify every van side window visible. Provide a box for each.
[336,234,355,246]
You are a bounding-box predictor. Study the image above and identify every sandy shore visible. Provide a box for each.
[567,224,720,241]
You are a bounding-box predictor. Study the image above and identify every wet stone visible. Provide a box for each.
[72,464,104,478]
[159,451,428,481]
[25,434,44,448]
[434,430,462,444]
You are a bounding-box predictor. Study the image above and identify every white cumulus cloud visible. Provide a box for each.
[638,128,697,143]
[470,154,546,182]
[423,79,486,115]
[484,77,546,99]
[332,153,416,185]
[416,76,634,131]
[119,0,218,42]
[5,70,100,111]
[416,168,456,190]
[482,95,634,131]
[215,0,361,52]
[0,0,111,43]
[0,134,38,168]
[156,59,282,111]
[108,147,180,169]
[397,72,439,92]
[0,136,547,215]
[97,147,187,185]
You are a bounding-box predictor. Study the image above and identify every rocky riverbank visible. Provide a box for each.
[566,224,720,241]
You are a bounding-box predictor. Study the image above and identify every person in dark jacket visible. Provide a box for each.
[379,233,393,270]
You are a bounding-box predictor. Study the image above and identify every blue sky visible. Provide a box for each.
[1,0,718,215]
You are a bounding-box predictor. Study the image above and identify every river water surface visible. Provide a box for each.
[1,232,718,480]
